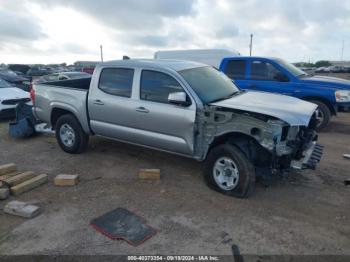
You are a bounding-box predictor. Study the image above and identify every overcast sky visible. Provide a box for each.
[0,0,349,64]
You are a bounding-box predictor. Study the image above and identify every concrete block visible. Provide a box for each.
[0,163,17,176]
[138,169,161,180]
[3,201,41,218]
[0,172,19,182]
[0,188,9,200]
[10,174,48,196]
[54,174,79,186]
[4,171,36,187]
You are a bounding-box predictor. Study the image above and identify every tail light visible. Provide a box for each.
[30,86,35,104]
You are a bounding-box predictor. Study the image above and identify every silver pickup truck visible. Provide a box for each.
[31,59,323,198]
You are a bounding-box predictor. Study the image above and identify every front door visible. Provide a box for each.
[247,59,295,96]
[132,69,196,155]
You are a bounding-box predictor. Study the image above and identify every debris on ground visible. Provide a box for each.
[8,103,37,138]
[0,163,17,176]
[138,169,161,180]
[0,163,48,199]
[343,154,350,160]
[0,188,10,200]
[4,200,41,218]
[90,207,157,246]
[231,244,244,262]
[344,179,350,186]
[11,174,48,196]
[35,123,55,134]
[54,174,79,186]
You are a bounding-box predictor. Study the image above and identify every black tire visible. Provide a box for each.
[204,143,255,198]
[310,100,331,131]
[55,114,89,154]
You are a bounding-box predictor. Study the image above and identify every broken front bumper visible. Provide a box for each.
[291,142,324,170]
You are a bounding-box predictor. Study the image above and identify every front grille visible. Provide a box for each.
[1,98,31,105]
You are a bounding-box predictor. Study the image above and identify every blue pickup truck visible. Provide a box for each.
[218,57,350,130]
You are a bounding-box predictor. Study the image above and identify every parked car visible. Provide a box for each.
[0,69,31,91]
[0,78,31,118]
[26,67,48,77]
[8,64,31,75]
[33,72,91,84]
[31,59,322,198]
[155,52,350,130]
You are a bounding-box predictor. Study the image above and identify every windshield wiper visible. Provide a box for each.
[210,91,239,103]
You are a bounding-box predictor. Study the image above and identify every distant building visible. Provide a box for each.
[329,61,350,67]
[74,61,101,68]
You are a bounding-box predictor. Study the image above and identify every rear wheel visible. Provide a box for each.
[55,114,89,154]
[310,100,331,131]
[204,143,255,198]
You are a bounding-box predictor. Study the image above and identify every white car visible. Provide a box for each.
[0,78,31,118]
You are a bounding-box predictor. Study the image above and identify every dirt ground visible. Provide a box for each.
[0,114,349,256]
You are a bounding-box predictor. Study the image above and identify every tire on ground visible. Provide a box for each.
[55,114,89,154]
[310,100,331,131]
[204,143,255,198]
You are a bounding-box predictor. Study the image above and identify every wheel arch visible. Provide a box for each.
[302,96,336,115]
[206,132,272,166]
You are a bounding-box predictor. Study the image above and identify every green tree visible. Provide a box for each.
[314,60,331,68]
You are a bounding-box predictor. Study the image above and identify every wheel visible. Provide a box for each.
[310,100,331,131]
[204,143,255,198]
[55,114,89,154]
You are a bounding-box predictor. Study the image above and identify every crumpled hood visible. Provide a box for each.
[0,87,29,101]
[210,91,317,126]
[300,75,350,90]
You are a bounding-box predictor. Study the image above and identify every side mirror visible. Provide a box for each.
[168,92,191,106]
[274,72,289,82]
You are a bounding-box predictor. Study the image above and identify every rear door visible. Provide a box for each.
[247,59,295,96]
[88,67,142,140]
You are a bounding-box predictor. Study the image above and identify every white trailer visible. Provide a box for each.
[154,49,240,68]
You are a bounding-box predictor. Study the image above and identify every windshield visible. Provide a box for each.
[0,78,13,88]
[179,66,240,104]
[275,58,307,77]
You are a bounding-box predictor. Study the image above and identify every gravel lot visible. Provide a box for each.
[0,113,349,256]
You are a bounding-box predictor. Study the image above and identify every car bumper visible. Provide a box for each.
[337,102,350,111]
[290,142,323,170]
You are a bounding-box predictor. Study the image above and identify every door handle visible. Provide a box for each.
[136,106,149,113]
[93,99,104,105]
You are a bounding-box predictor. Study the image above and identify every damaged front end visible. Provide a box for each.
[195,105,323,177]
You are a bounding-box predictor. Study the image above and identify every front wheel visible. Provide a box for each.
[55,114,89,154]
[204,144,255,198]
[310,100,331,131]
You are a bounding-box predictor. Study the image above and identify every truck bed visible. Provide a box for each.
[32,78,91,133]
[44,77,91,90]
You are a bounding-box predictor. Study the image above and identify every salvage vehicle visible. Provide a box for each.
[31,60,323,198]
[0,78,31,118]
[155,51,350,130]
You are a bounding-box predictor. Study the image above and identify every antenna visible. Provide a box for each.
[249,34,253,56]
[100,45,104,63]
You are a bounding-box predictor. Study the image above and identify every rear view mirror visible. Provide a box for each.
[168,92,191,106]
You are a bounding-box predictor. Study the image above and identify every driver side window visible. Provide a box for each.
[251,60,287,81]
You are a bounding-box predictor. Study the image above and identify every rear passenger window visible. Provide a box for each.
[140,70,183,103]
[99,68,134,97]
[224,60,246,79]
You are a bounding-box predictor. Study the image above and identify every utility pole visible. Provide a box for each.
[100,45,104,63]
[341,39,344,61]
[249,34,253,56]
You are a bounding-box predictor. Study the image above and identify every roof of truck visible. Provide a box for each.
[102,59,207,71]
